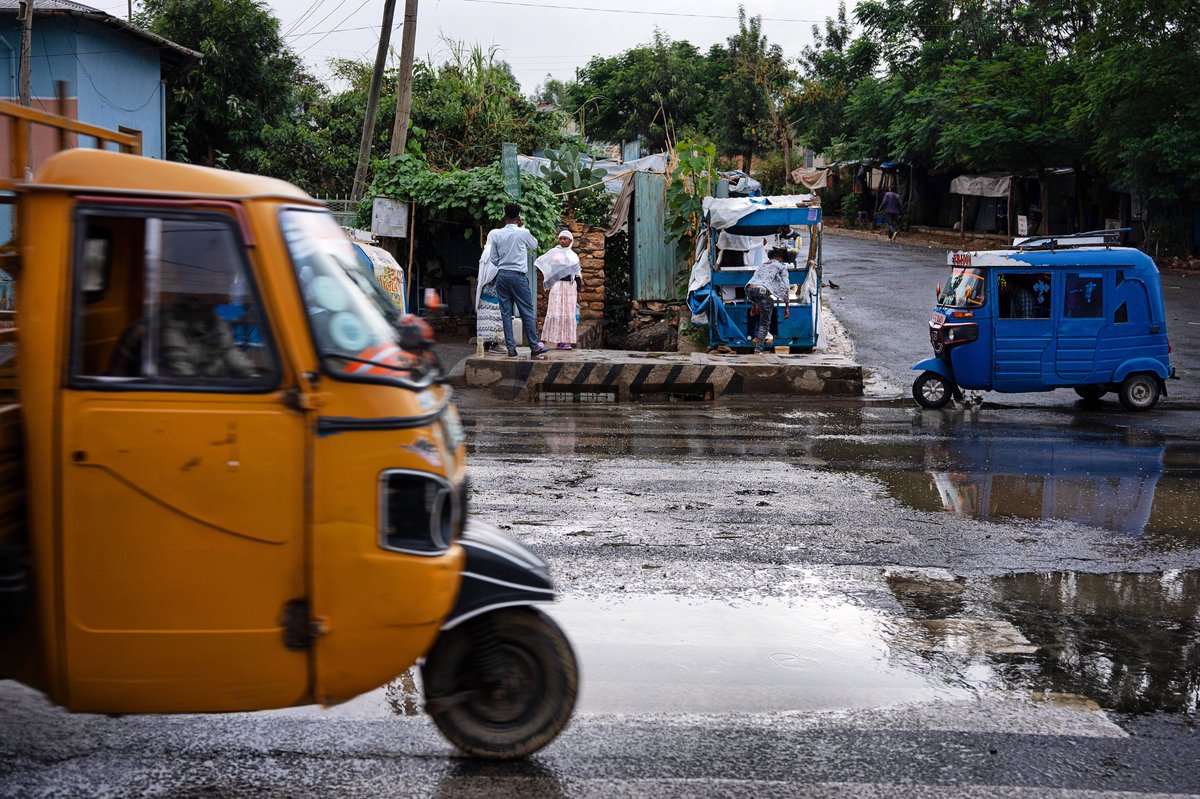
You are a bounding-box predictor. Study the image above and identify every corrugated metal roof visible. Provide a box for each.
[0,0,200,73]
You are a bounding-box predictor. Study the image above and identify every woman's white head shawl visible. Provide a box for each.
[535,232,581,287]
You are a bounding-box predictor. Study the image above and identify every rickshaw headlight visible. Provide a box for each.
[378,469,459,555]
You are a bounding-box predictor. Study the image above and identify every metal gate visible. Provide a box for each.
[632,171,675,301]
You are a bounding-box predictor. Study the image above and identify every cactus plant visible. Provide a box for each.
[543,144,607,198]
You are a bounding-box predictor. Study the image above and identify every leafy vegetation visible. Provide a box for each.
[360,155,562,249]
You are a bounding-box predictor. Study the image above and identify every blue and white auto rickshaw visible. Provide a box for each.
[687,196,823,351]
[912,231,1177,411]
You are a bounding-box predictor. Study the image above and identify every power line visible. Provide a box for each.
[459,0,825,23]
[283,0,327,36]
[299,0,378,55]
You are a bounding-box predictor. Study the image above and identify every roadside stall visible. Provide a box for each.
[688,196,823,352]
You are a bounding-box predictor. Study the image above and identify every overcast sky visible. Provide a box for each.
[91,0,856,95]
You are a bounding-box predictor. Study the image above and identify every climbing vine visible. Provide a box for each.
[360,154,563,248]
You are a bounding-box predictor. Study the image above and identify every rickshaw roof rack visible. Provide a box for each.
[1012,228,1130,251]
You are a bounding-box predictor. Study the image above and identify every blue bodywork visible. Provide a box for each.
[703,201,823,350]
[912,245,1174,395]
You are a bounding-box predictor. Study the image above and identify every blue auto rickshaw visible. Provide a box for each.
[691,196,823,351]
[912,231,1177,411]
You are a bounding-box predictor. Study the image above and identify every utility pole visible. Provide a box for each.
[351,0,397,202]
[389,0,418,157]
[18,0,33,107]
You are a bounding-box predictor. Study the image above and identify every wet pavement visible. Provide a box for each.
[4,235,1200,796]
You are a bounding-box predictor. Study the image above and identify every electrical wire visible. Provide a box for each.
[459,0,824,23]
[299,0,378,55]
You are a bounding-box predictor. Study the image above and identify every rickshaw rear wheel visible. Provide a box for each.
[1118,373,1161,411]
[1073,385,1106,401]
[422,607,578,760]
[913,371,953,409]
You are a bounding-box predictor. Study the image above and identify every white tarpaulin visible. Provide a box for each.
[950,174,1012,198]
[518,152,668,195]
[791,167,829,190]
[703,195,818,230]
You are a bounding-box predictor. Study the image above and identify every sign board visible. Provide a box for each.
[501,142,520,200]
[371,197,409,237]
[1017,215,1029,236]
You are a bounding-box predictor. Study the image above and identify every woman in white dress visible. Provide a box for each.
[475,229,505,351]
[535,230,582,350]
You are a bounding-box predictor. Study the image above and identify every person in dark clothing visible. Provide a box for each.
[881,189,903,240]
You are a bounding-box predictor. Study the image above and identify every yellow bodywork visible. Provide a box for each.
[10,149,466,713]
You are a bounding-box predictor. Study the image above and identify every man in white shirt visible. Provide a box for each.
[489,202,548,358]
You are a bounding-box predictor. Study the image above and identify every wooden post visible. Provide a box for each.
[351,0,397,202]
[960,195,965,239]
[389,0,419,157]
[56,80,70,151]
[405,201,416,311]
[18,1,31,109]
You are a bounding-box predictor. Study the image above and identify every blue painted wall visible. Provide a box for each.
[0,15,169,240]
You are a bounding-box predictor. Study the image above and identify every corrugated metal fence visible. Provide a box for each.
[632,171,676,301]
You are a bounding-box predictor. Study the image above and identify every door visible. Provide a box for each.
[1055,271,1106,381]
[994,271,1055,391]
[57,206,309,713]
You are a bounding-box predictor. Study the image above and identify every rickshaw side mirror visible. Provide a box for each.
[964,287,973,299]
[936,283,942,297]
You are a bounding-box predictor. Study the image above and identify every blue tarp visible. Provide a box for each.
[688,286,742,342]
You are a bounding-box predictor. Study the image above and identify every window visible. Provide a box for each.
[72,210,277,390]
[1115,301,1128,324]
[1064,272,1103,318]
[997,272,1051,319]
[939,267,986,309]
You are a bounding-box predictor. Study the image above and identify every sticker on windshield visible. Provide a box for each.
[329,311,370,351]
[309,275,350,312]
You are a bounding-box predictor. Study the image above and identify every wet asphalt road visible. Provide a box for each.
[3,235,1199,797]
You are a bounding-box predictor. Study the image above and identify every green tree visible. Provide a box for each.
[412,39,567,170]
[715,7,792,174]
[139,0,308,170]
[569,32,721,150]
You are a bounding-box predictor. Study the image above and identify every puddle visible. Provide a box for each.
[275,568,1198,723]
[990,571,1200,716]
[551,592,970,714]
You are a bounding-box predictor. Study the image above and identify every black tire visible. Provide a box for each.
[1118,373,1161,411]
[912,371,953,409]
[422,607,578,760]
[1073,385,1106,401]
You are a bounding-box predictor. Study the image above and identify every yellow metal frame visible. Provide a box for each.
[0,98,141,193]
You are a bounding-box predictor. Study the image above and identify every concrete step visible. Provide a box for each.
[462,348,863,401]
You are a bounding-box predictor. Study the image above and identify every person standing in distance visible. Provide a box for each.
[489,201,548,359]
[881,187,903,241]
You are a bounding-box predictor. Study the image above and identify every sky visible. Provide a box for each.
[89,0,855,95]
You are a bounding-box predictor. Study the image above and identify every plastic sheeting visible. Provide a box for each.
[950,174,1012,198]
[790,167,829,190]
[702,195,818,229]
[518,152,668,196]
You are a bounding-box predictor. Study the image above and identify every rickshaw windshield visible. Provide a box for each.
[939,267,986,309]
[281,208,435,387]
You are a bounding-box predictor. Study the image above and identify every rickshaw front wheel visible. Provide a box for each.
[422,607,578,760]
[913,371,953,409]
[1118,373,1161,412]
[1073,385,1107,401]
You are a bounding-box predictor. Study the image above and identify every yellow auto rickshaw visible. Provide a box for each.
[0,101,576,759]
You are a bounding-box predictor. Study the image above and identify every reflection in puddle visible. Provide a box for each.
[281,570,1198,723]
[552,591,971,714]
[992,571,1200,716]
[881,424,1200,538]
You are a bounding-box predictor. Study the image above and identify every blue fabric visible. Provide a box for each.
[688,287,741,342]
[496,270,541,352]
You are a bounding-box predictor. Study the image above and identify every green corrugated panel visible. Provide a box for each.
[633,171,675,301]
